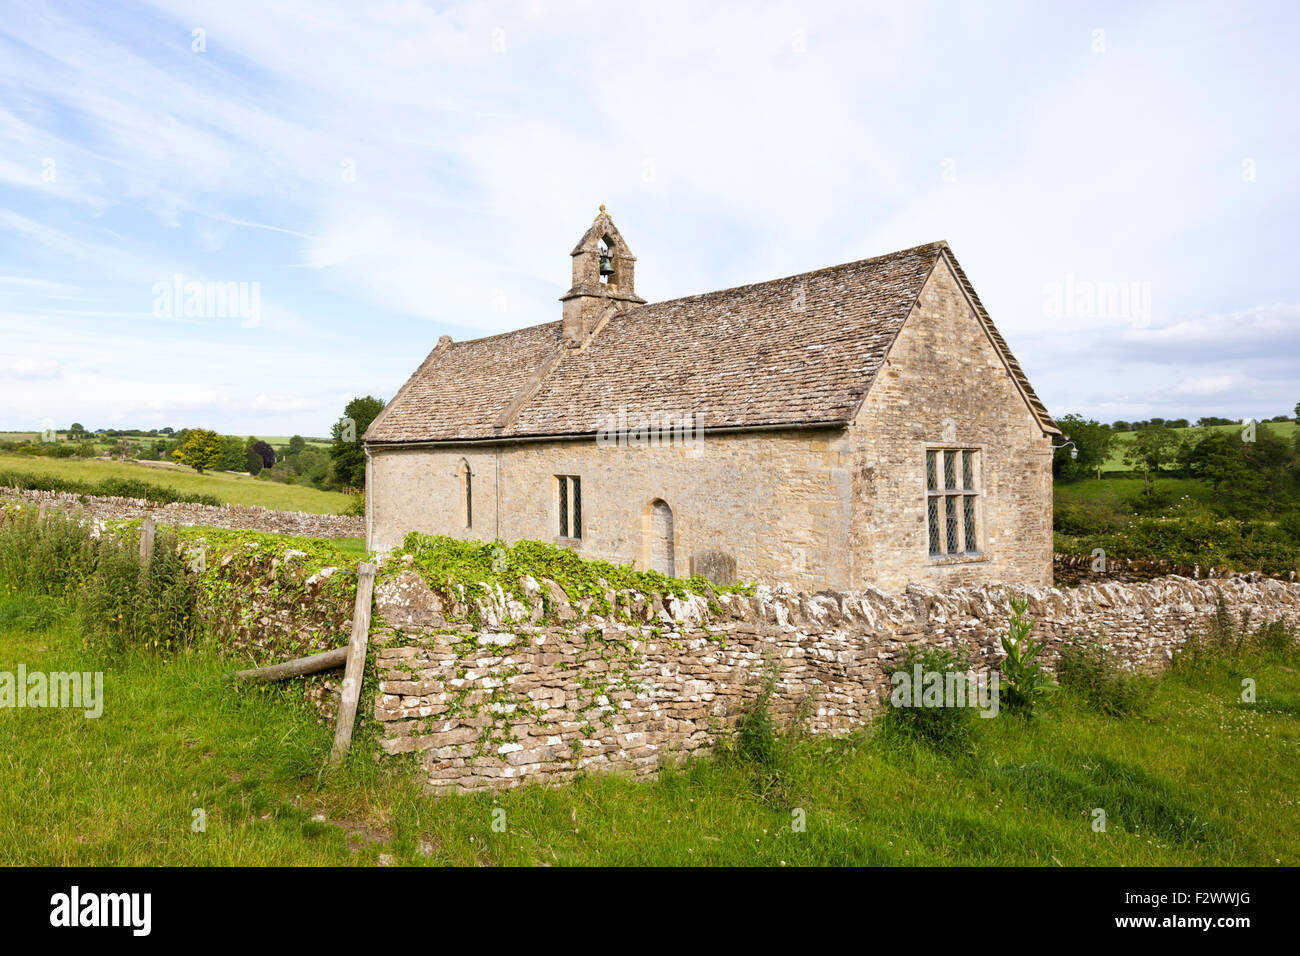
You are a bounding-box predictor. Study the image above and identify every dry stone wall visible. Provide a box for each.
[370,569,1300,795]
[1,487,362,539]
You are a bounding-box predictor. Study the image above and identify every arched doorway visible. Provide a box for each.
[646,499,674,576]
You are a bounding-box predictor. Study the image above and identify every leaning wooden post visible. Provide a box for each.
[139,516,156,563]
[233,646,350,682]
[330,562,376,766]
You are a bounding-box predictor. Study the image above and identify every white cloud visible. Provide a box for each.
[3,357,61,380]
[1172,374,1239,396]
[0,0,1295,431]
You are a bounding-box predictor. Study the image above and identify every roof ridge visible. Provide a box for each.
[626,240,948,313]
[440,241,947,349]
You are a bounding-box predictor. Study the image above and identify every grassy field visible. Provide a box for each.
[0,453,352,514]
[1054,476,1211,508]
[1101,420,1296,471]
[2,594,1296,866]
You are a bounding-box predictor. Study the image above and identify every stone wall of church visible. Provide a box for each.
[366,426,855,590]
[850,258,1054,591]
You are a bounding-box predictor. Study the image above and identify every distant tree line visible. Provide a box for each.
[1108,407,1298,431]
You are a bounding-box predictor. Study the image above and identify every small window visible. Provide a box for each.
[557,475,582,539]
[457,460,473,529]
[926,447,980,557]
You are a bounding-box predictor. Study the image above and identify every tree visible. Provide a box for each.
[172,428,224,474]
[287,435,307,457]
[1054,414,1113,481]
[1242,429,1296,502]
[68,422,87,441]
[1185,432,1255,496]
[1123,423,1179,495]
[245,448,264,475]
[219,435,246,471]
[1294,401,1300,421]
[330,395,385,490]
[250,440,276,469]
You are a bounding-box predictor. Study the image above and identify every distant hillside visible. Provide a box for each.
[1100,420,1297,472]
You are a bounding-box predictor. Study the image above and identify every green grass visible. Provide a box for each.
[2,595,1296,865]
[1054,476,1211,508]
[1101,421,1297,471]
[0,452,352,514]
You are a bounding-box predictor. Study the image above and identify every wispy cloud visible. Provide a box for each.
[0,0,1296,432]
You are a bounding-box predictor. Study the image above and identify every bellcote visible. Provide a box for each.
[560,206,645,345]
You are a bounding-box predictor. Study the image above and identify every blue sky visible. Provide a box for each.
[1,0,1296,436]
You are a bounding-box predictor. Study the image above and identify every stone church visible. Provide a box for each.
[363,208,1060,591]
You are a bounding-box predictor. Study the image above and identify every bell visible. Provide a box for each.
[599,254,614,277]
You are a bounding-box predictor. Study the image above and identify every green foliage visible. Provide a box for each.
[80,527,203,656]
[1053,414,1113,481]
[999,598,1057,717]
[0,594,65,631]
[0,507,99,597]
[392,532,752,621]
[170,525,362,575]
[172,428,224,474]
[0,508,203,655]
[330,396,385,489]
[881,644,977,754]
[1056,500,1300,575]
[1183,431,1257,496]
[219,435,247,472]
[1055,639,1157,717]
[1123,423,1182,494]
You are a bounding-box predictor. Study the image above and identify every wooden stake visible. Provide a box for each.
[330,562,376,766]
[139,516,156,563]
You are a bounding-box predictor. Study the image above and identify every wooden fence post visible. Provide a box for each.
[330,562,377,767]
[139,516,156,563]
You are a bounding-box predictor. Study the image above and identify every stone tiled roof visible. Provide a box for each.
[364,241,1058,443]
